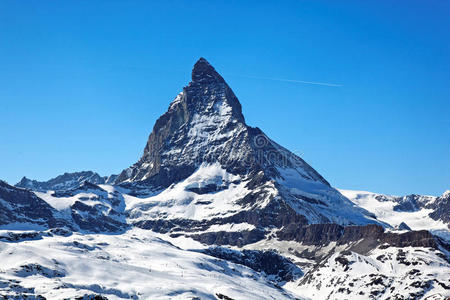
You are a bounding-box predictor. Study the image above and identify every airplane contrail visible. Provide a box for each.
[94,62,343,87]
[230,74,343,87]
[103,64,344,87]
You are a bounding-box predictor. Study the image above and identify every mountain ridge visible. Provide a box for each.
[16,171,110,192]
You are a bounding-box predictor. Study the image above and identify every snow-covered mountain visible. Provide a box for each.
[113,57,380,233]
[35,182,127,233]
[2,180,126,233]
[1,58,449,299]
[115,58,328,188]
[340,189,450,241]
[16,171,109,192]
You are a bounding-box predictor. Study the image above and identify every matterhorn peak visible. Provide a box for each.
[180,57,244,122]
[115,58,329,192]
[191,57,225,84]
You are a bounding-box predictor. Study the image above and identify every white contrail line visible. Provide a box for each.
[231,74,343,87]
[103,64,343,87]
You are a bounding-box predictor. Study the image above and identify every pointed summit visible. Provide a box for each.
[191,57,225,83]
[113,57,384,227]
[116,57,328,191]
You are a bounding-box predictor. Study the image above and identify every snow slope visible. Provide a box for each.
[125,163,251,222]
[0,228,300,299]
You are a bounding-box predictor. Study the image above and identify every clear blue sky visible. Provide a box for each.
[1,1,449,196]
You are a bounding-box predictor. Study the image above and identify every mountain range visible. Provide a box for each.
[0,58,448,300]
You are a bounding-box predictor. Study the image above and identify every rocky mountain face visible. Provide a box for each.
[114,57,380,239]
[1,58,449,299]
[115,58,328,189]
[428,190,450,226]
[0,181,64,229]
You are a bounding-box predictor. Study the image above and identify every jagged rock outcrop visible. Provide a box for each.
[428,190,450,226]
[104,174,118,184]
[397,221,411,231]
[201,246,303,282]
[16,171,106,192]
[393,194,432,212]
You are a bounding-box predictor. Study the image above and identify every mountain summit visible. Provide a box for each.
[191,57,226,84]
[114,57,376,227]
[116,58,327,188]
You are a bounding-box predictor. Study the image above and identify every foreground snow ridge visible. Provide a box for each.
[0,229,299,300]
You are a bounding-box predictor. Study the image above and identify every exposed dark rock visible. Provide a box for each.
[202,246,302,282]
[75,295,108,300]
[393,194,426,212]
[277,223,384,246]
[427,191,450,226]
[186,184,223,194]
[215,293,234,300]
[71,199,126,233]
[382,230,438,248]
[0,231,43,242]
[397,222,411,231]
[334,255,351,271]
[190,229,266,247]
[0,180,65,229]
[278,222,445,252]
[0,228,73,243]
[14,264,65,278]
